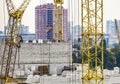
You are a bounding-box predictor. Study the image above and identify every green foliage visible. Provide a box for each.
[72,38,116,70]
[72,48,116,70]
[104,49,116,69]
[86,46,115,70]
[111,46,120,67]
[76,46,116,69]
[100,38,106,50]
[72,52,77,63]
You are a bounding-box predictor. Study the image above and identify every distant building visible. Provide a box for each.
[46,4,54,41]
[35,3,69,41]
[68,21,73,41]
[106,20,120,35]
[0,31,3,34]
[35,4,52,40]
[73,25,81,44]
[0,35,5,42]
[106,20,120,46]
[1,25,35,43]
[20,25,29,34]
[104,34,109,48]
[21,34,35,42]
[4,25,29,35]
[70,25,81,44]
[0,34,35,43]
[20,25,34,42]
[63,9,69,41]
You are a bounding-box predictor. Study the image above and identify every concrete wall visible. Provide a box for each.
[0,42,72,75]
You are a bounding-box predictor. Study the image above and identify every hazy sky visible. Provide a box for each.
[0,0,120,33]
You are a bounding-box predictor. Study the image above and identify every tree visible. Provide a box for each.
[77,46,116,70]
[73,38,116,70]
[104,50,116,69]
[100,38,106,50]
[111,46,120,67]
[72,51,77,63]
[99,38,116,69]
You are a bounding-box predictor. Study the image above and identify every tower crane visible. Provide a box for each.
[53,0,63,42]
[81,0,104,84]
[0,0,31,84]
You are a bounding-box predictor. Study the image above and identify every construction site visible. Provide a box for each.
[0,0,120,84]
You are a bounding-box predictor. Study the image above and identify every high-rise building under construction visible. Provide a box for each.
[35,3,69,41]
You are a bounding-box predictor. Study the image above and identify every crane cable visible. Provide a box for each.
[2,0,6,30]
[77,0,80,83]
[2,0,6,42]
[67,0,70,84]
[41,0,45,84]
[70,0,74,84]
[38,1,45,84]
[0,0,6,75]
[18,47,20,68]
[74,0,77,84]
[0,0,4,54]
[42,0,45,83]
[38,0,42,84]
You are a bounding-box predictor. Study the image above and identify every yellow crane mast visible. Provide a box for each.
[0,0,31,84]
[54,0,63,42]
[81,0,104,84]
